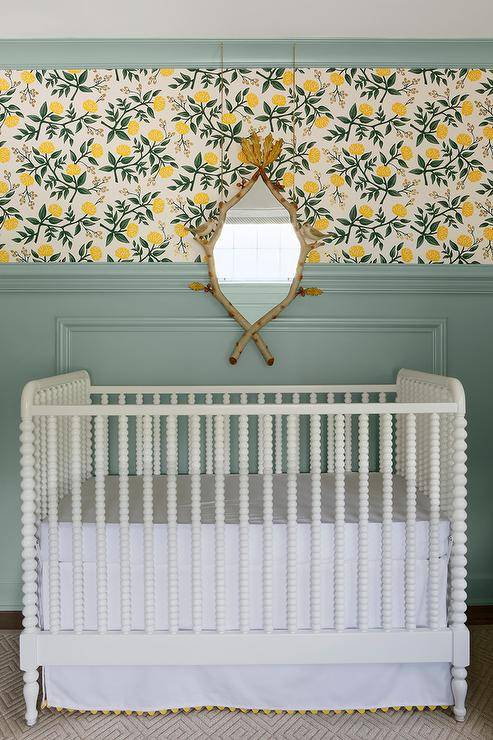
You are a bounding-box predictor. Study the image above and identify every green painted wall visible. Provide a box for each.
[0,264,492,608]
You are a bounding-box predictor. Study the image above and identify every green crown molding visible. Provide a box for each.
[2,263,493,293]
[0,38,492,69]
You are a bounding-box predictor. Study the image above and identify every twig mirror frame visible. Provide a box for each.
[189,132,322,366]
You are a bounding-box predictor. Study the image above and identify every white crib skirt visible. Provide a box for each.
[43,662,453,712]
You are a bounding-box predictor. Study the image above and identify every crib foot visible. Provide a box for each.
[452,666,467,722]
[23,670,39,726]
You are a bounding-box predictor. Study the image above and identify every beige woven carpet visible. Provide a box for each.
[1,627,492,739]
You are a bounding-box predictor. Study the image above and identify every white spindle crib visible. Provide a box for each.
[19,369,469,724]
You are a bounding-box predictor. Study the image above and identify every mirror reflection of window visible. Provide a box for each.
[214,178,299,283]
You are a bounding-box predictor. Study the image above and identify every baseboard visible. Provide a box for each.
[1,607,492,631]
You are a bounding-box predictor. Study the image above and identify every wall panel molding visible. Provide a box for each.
[0,38,492,68]
[2,264,493,294]
[56,316,447,375]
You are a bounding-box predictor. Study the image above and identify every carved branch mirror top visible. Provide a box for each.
[189,133,323,366]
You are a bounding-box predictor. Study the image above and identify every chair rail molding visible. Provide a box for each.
[56,315,447,376]
[0,38,492,68]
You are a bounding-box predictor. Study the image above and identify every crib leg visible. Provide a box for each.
[23,669,39,726]
[451,666,467,722]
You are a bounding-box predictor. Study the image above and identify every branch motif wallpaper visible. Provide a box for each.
[0,67,492,264]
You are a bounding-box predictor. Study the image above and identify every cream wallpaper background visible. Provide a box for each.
[0,66,492,264]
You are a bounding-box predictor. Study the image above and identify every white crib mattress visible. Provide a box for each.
[38,472,450,632]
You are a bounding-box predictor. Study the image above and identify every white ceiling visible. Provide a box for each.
[1,0,492,38]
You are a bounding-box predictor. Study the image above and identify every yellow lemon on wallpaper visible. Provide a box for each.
[82,201,97,216]
[376,165,392,178]
[314,217,329,231]
[159,68,174,76]
[359,103,373,117]
[174,121,189,136]
[0,77,10,91]
[91,142,103,158]
[314,115,330,128]
[116,144,132,157]
[272,94,286,106]
[308,147,321,163]
[330,72,344,86]
[65,163,81,176]
[221,112,237,125]
[401,247,413,263]
[436,225,448,241]
[194,90,210,104]
[0,180,9,194]
[67,69,81,75]
[307,249,320,263]
[400,145,413,160]
[115,246,131,260]
[468,169,482,182]
[4,115,19,128]
[376,68,391,77]
[425,147,441,159]
[392,203,407,217]
[83,99,98,113]
[282,70,294,86]
[483,125,493,140]
[153,95,166,111]
[461,100,473,116]
[330,174,344,188]
[148,128,165,142]
[462,201,474,217]
[0,147,11,163]
[50,101,64,115]
[349,142,365,156]
[467,69,482,81]
[147,230,164,245]
[153,197,165,214]
[159,165,174,178]
[304,180,319,194]
[48,203,63,218]
[3,216,18,230]
[426,249,441,262]
[20,172,34,187]
[483,226,493,241]
[303,79,319,93]
[38,243,54,257]
[456,133,472,147]
[89,246,102,261]
[21,71,35,85]
[126,222,138,238]
[39,141,55,154]
[457,234,473,248]
[0,249,10,263]
[246,92,259,108]
[127,119,140,136]
[359,205,373,219]
[349,244,365,258]
[392,102,407,117]
[283,172,294,187]
[435,123,448,139]
[204,151,218,165]
[194,192,209,205]
[174,223,189,238]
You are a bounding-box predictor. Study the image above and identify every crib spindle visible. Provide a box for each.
[405,412,417,630]
[334,413,345,631]
[310,409,321,632]
[39,392,48,519]
[101,393,109,477]
[257,392,265,473]
[381,413,393,631]
[358,412,369,631]
[70,416,84,633]
[239,412,249,633]
[142,415,155,634]
[94,415,108,634]
[118,411,132,633]
[190,413,202,633]
[344,392,352,472]
[262,414,273,633]
[326,392,335,473]
[287,413,298,633]
[20,415,38,635]
[428,413,440,630]
[166,414,179,633]
[47,415,60,634]
[153,393,161,475]
[275,392,283,474]
[136,393,143,476]
[222,394,230,475]
[205,393,213,475]
[214,414,226,633]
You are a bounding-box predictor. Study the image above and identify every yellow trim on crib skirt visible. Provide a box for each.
[41,701,449,717]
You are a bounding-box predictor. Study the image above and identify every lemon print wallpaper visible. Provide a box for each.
[0,66,492,264]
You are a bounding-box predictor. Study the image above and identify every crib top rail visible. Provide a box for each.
[90,383,397,395]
